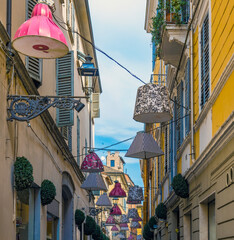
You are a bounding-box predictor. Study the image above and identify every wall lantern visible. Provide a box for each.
[78,55,99,95]
[127,185,143,204]
[133,83,172,123]
[109,181,126,198]
[12,3,68,59]
[81,151,104,173]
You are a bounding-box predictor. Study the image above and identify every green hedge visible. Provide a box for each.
[155,203,167,220]
[40,180,56,206]
[92,225,102,240]
[14,157,34,191]
[143,223,154,240]
[84,216,96,235]
[148,216,157,229]
[75,209,85,226]
[171,174,189,198]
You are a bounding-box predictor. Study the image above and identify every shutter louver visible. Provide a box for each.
[68,126,72,152]
[56,51,74,127]
[77,117,80,165]
[185,59,190,135]
[180,81,184,145]
[164,126,168,174]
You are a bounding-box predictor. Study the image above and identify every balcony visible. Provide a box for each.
[150,73,167,85]
[159,1,190,67]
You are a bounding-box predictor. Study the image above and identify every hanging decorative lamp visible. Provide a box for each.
[111,225,119,232]
[109,181,126,198]
[127,208,139,219]
[117,233,126,239]
[119,223,129,231]
[131,216,142,222]
[105,216,116,226]
[120,214,130,223]
[12,3,68,59]
[96,193,112,207]
[128,235,134,240]
[133,83,172,123]
[125,132,163,159]
[81,151,104,172]
[127,185,144,204]
[130,221,142,229]
[81,173,107,191]
[110,204,122,216]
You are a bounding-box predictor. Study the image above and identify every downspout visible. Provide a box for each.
[6,0,12,38]
[190,2,195,162]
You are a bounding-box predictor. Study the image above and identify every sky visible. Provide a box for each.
[89,0,152,187]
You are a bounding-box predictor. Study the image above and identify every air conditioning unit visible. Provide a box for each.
[92,93,100,118]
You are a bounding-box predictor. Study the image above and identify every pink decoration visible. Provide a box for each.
[105,216,116,226]
[111,225,119,232]
[12,3,68,58]
[128,235,134,240]
[110,204,122,216]
[119,223,129,231]
[81,152,104,173]
[131,216,142,222]
[109,181,126,198]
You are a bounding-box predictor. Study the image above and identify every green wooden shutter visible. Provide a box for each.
[77,116,80,165]
[180,81,184,145]
[164,126,168,174]
[56,51,74,127]
[185,59,190,135]
[68,126,72,152]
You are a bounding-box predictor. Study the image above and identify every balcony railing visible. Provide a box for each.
[150,74,167,85]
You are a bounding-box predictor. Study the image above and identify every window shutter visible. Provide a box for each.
[169,120,173,171]
[66,0,70,26]
[71,1,75,35]
[77,117,80,165]
[56,51,74,127]
[164,126,168,174]
[176,86,181,149]
[200,14,210,108]
[180,81,184,146]
[68,126,72,152]
[185,59,190,135]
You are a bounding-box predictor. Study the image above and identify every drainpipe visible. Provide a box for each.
[6,0,12,38]
[190,2,195,163]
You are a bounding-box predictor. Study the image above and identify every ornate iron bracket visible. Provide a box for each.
[89,207,111,216]
[7,95,87,122]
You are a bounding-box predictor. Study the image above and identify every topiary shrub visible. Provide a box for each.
[14,157,34,191]
[40,180,56,206]
[75,209,85,226]
[155,203,167,220]
[84,216,96,235]
[92,225,102,240]
[171,173,189,198]
[143,223,154,240]
[148,216,158,229]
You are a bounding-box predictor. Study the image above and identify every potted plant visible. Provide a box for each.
[143,223,154,240]
[149,216,158,229]
[40,179,56,206]
[84,216,96,235]
[75,209,85,226]
[155,202,167,220]
[171,173,189,198]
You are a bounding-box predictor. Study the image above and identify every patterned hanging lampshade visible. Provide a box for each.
[127,185,144,204]
[81,152,104,172]
[128,235,134,240]
[105,216,116,226]
[131,216,142,222]
[111,225,119,232]
[96,193,112,207]
[119,223,129,231]
[117,233,126,239]
[130,221,142,229]
[120,214,130,223]
[12,3,68,58]
[81,173,107,191]
[133,83,172,123]
[125,132,164,159]
[110,204,122,216]
[127,209,139,219]
[109,181,126,198]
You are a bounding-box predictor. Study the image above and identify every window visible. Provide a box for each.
[208,200,216,240]
[164,126,169,174]
[26,0,42,88]
[47,213,58,240]
[200,14,210,109]
[56,51,74,127]
[110,160,115,167]
[185,59,190,135]
[77,117,80,165]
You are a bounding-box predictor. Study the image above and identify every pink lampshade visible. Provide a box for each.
[110,204,122,216]
[81,152,104,173]
[131,216,142,222]
[105,216,116,226]
[128,235,134,240]
[119,223,129,231]
[109,181,126,198]
[12,3,68,58]
[111,225,119,232]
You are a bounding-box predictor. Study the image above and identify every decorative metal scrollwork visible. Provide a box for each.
[89,207,111,216]
[7,95,85,122]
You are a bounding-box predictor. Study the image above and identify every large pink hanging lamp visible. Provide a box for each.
[110,204,122,216]
[80,151,104,173]
[119,223,129,231]
[111,225,119,232]
[128,235,134,240]
[105,215,116,226]
[12,3,68,59]
[109,181,126,198]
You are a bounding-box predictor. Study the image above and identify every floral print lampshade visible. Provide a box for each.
[130,221,142,229]
[81,152,104,172]
[128,235,134,240]
[127,208,139,219]
[111,225,119,232]
[105,216,116,226]
[127,185,143,204]
[119,223,129,231]
[109,181,126,198]
[133,83,172,123]
[120,214,130,223]
[110,204,122,216]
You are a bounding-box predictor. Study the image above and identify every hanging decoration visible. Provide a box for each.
[96,192,112,206]
[81,173,107,191]
[109,181,126,198]
[127,208,140,219]
[110,204,122,216]
[40,179,56,206]
[128,235,134,240]
[171,173,189,198]
[130,221,142,229]
[125,132,163,159]
[14,156,34,191]
[127,185,143,204]
[120,214,130,223]
[117,233,126,239]
[119,223,129,231]
[75,209,85,226]
[81,152,104,173]
[12,3,69,58]
[111,225,119,232]
[133,83,172,123]
[105,216,116,226]
[131,216,142,222]
[155,203,167,220]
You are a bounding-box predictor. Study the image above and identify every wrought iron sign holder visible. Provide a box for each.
[89,207,111,217]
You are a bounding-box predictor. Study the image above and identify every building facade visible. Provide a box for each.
[0,0,101,239]
[144,0,234,239]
